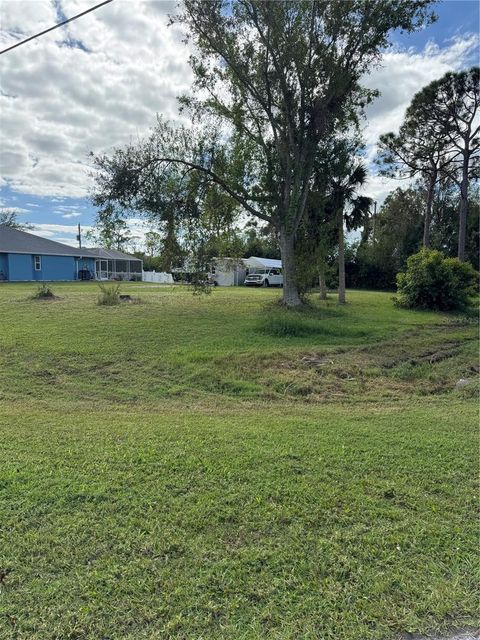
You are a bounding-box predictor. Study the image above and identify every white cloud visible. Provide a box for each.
[32,223,85,235]
[62,212,82,218]
[31,222,92,246]
[0,2,477,211]
[0,1,57,40]
[0,206,30,215]
[121,217,155,251]
[0,0,192,198]
[364,35,478,144]
[52,236,85,245]
[31,218,151,249]
[361,34,478,204]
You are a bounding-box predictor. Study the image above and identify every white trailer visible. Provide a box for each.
[209,258,247,286]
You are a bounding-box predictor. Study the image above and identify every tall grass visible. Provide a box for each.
[97,283,121,306]
[258,310,367,338]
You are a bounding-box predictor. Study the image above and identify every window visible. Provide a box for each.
[34,256,41,271]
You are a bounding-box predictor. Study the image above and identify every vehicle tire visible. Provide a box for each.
[263,279,269,287]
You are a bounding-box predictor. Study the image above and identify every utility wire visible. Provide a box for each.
[0,0,114,56]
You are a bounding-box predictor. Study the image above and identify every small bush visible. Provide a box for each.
[31,283,55,299]
[395,249,478,311]
[97,283,121,306]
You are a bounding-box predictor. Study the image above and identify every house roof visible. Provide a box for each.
[86,247,142,261]
[0,225,140,261]
[243,256,282,269]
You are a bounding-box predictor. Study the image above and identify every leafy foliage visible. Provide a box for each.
[323,141,372,303]
[430,182,480,265]
[378,66,479,258]
[353,187,425,289]
[376,86,454,247]
[30,283,55,300]
[395,248,478,310]
[422,67,479,261]
[97,283,122,306]
[86,203,133,251]
[295,137,371,298]
[0,209,33,231]
[92,0,435,305]
[352,181,479,291]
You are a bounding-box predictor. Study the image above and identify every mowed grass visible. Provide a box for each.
[0,282,477,405]
[0,282,478,639]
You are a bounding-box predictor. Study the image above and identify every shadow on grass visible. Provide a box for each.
[256,303,367,339]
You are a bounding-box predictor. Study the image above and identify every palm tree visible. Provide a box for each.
[329,163,371,304]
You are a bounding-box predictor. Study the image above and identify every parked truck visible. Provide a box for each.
[244,265,283,287]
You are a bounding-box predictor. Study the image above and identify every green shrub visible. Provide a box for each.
[395,249,478,311]
[30,283,55,299]
[97,283,121,306]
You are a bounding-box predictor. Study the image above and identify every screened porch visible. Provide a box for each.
[95,258,142,281]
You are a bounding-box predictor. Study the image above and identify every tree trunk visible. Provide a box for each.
[458,159,469,262]
[338,211,346,304]
[319,263,327,300]
[279,226,302,307]
[423,176,435,248]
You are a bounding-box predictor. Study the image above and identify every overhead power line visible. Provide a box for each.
[0,0,114,56]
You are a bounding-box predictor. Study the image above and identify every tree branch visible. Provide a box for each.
[137,156,272,223]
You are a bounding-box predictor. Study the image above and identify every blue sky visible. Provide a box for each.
[0,0,478,248]
[394,0,479,48]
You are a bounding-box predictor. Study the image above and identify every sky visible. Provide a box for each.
[0,0,478,248]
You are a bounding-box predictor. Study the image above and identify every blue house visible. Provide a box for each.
[0,225,142,282]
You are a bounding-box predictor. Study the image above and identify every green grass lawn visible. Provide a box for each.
[0,282,478,639]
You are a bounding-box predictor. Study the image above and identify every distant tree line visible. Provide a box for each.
[345,181,479,291]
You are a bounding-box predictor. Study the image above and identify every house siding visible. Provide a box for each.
[0,253,8,280]
[3,253,83,281]
[7,253,33,281]
[77,257,97,279]
[36,255,77,281]
[0,227,142,281]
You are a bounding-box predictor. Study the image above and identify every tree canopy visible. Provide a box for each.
[377,66,479,260]
[0,210,33,231]
[91,0,435,305]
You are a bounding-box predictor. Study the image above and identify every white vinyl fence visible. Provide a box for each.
[142,271,174,284]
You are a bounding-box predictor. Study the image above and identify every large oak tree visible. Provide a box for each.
[92,0,435,305]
